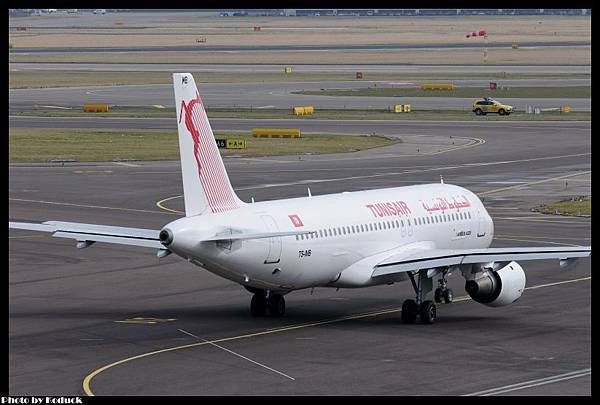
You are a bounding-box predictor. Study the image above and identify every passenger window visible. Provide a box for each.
[408,219,411,226]
[401,220,404,227]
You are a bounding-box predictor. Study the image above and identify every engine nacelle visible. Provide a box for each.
[465,261,526,307]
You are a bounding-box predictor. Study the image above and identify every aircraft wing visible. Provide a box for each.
[9,221,162,249]
[372,246,591,277]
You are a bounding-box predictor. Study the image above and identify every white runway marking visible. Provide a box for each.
[113,161,140,167]
[463,368,591,396]
[178,329,295,381]
[40,105,72,110]
[83,276,590,396]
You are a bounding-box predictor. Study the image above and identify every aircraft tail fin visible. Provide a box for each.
[173,73,244,216]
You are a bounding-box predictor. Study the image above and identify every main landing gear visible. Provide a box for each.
[250,290,285,317]
[401,269,451,325]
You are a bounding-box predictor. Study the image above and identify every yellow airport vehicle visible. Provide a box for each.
[472,98,513,116]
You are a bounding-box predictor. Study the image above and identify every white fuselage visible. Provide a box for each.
[164,183,494,292]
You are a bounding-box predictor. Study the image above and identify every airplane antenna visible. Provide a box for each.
[307,188,312,197]
[440,175,444,184]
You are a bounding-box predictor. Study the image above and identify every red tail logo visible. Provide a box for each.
[177,90,240,213]
[179,92,203,176]
[288,214,304,227]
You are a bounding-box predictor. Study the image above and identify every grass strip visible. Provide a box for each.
[532,197,591,216]
[8,128,398,163]
[8,70,591,89]
[294,86,591,98]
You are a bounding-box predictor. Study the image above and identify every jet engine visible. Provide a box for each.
[464,261,526,307]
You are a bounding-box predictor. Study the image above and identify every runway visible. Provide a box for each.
[9,63,593,74]
[8,81,592,112]
[9,119,591,395]
[8,41,592,54]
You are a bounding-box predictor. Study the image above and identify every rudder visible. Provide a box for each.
[173,73,244,216]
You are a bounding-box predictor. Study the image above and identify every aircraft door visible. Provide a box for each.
[260,215,282,264]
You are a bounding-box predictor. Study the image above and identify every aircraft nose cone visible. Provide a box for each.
[159,228,173,246]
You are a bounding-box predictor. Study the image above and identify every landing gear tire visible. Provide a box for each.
[268,294,286,317]
[419,300,437,324]
[250,293,267,317]
[443,288,454,304]
[401,299,418,324]
[434,288,443,303]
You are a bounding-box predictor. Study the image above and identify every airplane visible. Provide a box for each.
[9,73,591,324]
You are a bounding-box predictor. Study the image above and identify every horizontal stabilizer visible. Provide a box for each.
[10,221,162,249]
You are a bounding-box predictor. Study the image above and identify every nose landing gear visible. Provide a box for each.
[250,290,286,317]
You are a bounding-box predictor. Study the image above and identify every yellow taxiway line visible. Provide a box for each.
[82,275,591,396]
[10,198,177,215]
